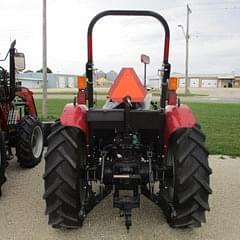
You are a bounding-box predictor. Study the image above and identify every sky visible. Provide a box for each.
[0,0,240,77]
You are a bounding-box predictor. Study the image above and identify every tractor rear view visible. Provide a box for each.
[0,40,43,196]
[44,10,212,230]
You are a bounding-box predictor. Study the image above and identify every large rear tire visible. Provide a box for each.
[162,126,212,227]
[0,131,6,196]
[16,116,43,168]
[43,121,87,228]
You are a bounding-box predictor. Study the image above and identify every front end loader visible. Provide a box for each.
[43,10,212,230]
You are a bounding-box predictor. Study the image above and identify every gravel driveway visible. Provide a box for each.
[0,155,239,240]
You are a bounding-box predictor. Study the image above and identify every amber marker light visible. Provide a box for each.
[168,77,178,91]
[77,76,87,90]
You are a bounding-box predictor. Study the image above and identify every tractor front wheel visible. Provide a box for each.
[43,121,87,228]
[16,116,44,168]
[162,126,212,227]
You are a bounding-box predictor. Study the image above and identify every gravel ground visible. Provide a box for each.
[0,155,240,240]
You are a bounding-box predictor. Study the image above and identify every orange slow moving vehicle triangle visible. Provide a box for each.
[108,68,147,102]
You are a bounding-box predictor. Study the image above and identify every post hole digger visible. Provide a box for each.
[0,40,44,196]
[43,10,212,230]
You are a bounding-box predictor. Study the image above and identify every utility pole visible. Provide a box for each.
[185,4,191,94]
[42,0,47,118]
[178,4,191,94]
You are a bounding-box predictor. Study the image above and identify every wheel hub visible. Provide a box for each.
[31,126,43,159]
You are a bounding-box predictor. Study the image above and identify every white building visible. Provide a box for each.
[17,72,78,89]
[148,73,240,88]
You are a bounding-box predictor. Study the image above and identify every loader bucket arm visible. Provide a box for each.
[86,10,171,109]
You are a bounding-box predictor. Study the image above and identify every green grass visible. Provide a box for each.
[36,99,240,156]
[186,102,240,156]
[35,99,73,121]
[35,99,106,120]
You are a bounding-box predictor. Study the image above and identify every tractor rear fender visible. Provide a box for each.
[60,103,88,135]
[164,104,196,144]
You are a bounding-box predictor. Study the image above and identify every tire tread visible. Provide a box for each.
[44,121,85,228]
[167,125,212,228]
[16,116,43,168]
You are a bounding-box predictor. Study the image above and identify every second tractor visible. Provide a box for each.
[0,40,44,196]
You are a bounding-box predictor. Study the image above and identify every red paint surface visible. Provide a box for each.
[0,104,9,131]
[164,104,196,144]
[87,35,92,61]
[77,90,86,105]
[0,87,37,131]
[60,103,88,134]
[164,36,170,62]
[15,87,37,117]
[168,91,177,105]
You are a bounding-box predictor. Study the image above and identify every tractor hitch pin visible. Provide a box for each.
[123,96,132,108]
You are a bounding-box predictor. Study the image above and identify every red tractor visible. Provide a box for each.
[44,10,212,230]
[0,40,44,196]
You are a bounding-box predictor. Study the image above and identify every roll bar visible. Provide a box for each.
[86,10,171,109]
